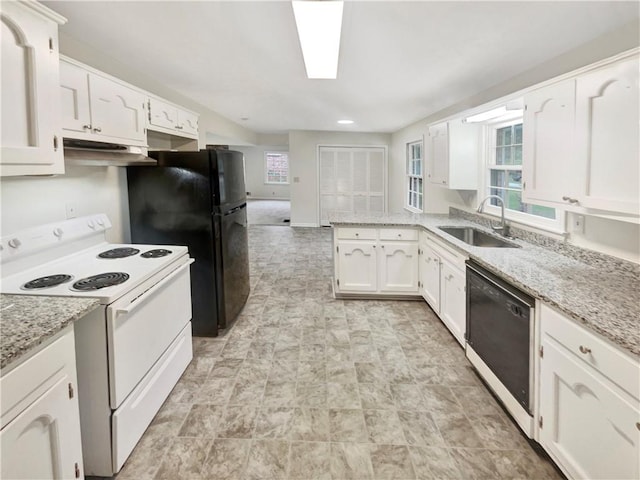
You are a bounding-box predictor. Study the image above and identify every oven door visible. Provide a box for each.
[106,258,193,408]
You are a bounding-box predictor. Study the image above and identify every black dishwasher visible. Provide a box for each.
[466,260,535,414]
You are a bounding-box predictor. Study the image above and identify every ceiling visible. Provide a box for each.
[44,1,638,135]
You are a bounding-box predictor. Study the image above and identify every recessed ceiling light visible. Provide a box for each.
[292,1,344,79]
[337,119,354,125]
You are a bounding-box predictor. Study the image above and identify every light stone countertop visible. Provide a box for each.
[329,211,640,358]
[0,294,101,370]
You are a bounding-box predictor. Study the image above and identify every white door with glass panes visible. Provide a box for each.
[486,119,560,230]
[319,146,386,226]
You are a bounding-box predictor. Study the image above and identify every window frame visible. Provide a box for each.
[405,139,424,213]
[264,151,289,185]
[482,118,566,233]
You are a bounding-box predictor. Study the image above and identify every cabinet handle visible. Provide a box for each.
[381,245,385,249]
[93,127,102,133]
[355,233,359,237]
[83,124,92,130]
[397,234,402,237]
[578,345,591,354]
[636,422,640,431]
[562,196,579,204]
[175,125,183,129]
[432,258,439,263]
[446,274,454,281]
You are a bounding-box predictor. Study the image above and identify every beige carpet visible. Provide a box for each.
[247,199,291,226]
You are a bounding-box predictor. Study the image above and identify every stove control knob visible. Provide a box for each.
[53,227,64,238]
[8,238,21,249]
[87,220,96,229]
[96,218,105,227]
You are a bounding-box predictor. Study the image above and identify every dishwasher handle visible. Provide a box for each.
[467,262,534,308]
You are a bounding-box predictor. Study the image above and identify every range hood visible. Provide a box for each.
[63,139,157,167]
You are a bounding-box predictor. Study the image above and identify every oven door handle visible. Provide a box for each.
[115,259,194,316]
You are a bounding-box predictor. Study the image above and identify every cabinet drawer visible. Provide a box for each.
[379,228,418,241]
[541,303,640,400]
[1,326,76,428]
[336,227,377,240]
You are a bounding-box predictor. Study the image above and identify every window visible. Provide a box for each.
[485,119,563,231]
[264,151,289,184]
[406,140,423,211]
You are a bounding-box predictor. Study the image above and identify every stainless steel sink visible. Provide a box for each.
[438,226,520,248]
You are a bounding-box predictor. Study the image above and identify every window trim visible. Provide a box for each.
[482,118,566,234]
[405,139,424,213]
[264,151,289,185]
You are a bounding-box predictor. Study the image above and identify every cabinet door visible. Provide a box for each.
[88,73,146,143]
[378,242,419,293]
[420,243,441,312]
[427,123,449,186]
[177,109,199,137]
[1,376,83,480]
[522,80,577,205]
[1,2,63,175]
[148,97,179,131]
[539,338,640,480]
[60,60,91,134]
[439,260,466,346]
[575,56,639,215]
[336,241,377,292]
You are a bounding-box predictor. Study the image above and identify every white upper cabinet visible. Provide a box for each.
[522,80,577,205]
[0,1,66,176]
[147,96,199,139]
[426,119,481,190]
[60,58,147,146]
[523,52,639,217]
[574,56,639,215]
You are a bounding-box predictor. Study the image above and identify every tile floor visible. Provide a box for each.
[115,226,562,480]
[247,199,291,226]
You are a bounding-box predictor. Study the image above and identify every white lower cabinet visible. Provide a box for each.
[0,326,84,480]
[539,304,640,480]
[418,231,467,346]
[334,227,419,295]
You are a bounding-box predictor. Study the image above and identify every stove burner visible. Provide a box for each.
[22,274,73,290]
[98,247,140,259]
[73,272,129,291]
[141,249,173,258]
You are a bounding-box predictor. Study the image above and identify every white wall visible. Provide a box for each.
[289,130,392,226]
[1,165,130,243]
[233,145,290,200]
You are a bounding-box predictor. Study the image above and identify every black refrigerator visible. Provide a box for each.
[127,149,250,336]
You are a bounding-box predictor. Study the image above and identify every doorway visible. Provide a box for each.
[246,199,291,226]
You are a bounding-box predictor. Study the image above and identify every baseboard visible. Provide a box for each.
[290,222,319,228]
[247,197,290,201]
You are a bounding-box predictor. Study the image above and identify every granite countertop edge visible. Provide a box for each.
[0,295,101,370]
[329,212,640,358]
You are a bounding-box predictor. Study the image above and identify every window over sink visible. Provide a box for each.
[483,117,565,232]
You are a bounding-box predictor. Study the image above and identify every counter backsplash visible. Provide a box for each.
[449,207,640,279]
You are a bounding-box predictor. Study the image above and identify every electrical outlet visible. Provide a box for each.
[65,202,78,219]
[572,214,585,234]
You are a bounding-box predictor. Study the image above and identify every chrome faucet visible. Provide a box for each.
[477,195,510,237]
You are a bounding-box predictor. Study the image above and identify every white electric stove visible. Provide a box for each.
[0,214,194,476]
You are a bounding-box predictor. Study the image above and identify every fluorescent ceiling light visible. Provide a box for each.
[464,106,508,123]
[337,119,354,124]
[292,1,344,79]
[464,106,524,123]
